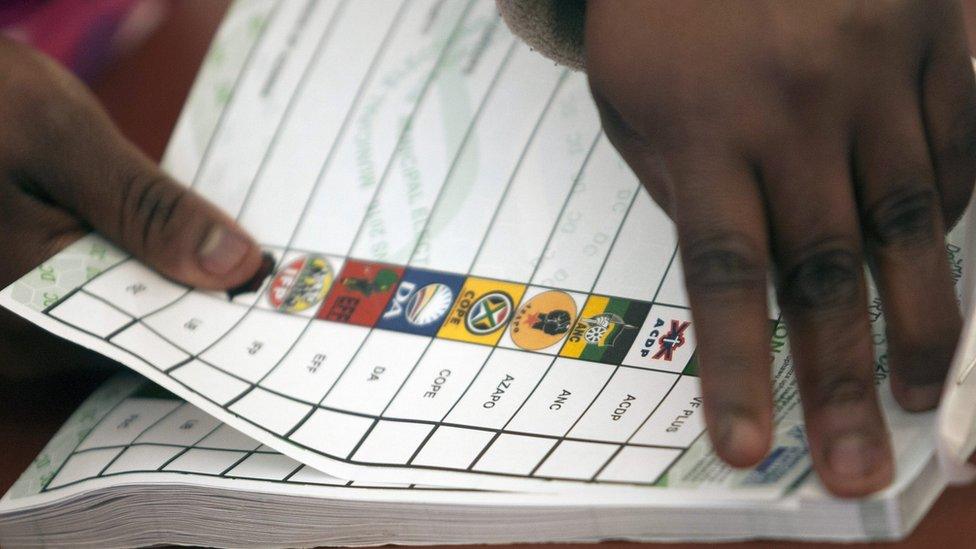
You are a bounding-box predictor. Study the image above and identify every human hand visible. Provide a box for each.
[585,0,976,497]
[0,37,263,378]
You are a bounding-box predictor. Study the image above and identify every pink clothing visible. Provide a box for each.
[1,0,166,80]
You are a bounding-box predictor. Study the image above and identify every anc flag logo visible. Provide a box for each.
[560,295,650,364]
[578,313,633,347]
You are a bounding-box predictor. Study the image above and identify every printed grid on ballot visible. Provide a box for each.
[21,0,785,492]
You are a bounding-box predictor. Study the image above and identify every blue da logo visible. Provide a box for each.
[376,268,465,336]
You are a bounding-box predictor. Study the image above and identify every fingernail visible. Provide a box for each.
[827,433,879,478]
[198,225,252,276]
[718,414,766,465]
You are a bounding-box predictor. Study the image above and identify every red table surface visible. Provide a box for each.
[1,2,975,548]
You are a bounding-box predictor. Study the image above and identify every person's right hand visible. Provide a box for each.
[0,36,263,378]
[585,1,976,497]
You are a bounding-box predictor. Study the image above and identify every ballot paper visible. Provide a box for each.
[0,373,950,546]
[0,0,964,502]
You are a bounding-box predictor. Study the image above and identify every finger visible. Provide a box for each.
[590,88,675,215]
[7,45,263,290]
[920,4,976,228]
[590,89,773,466]
[667,149,773,467]
[762,141,893,497]
[854,93,961,412]
[0,174,86,284]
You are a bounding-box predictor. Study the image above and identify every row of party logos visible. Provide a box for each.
[261,253,698,372]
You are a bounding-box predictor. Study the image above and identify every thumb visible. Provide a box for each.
[99,155,266,291]
[62,148,265,290]
[15,51,263,290]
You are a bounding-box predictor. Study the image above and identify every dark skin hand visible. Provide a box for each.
[586,0,976,497]
[0,36,263,379]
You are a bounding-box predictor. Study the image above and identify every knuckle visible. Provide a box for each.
[777,239,862,314]
[812,373,873,409]
[763,37,837,107]
[767,65,834,115]
[118,170,182,253]
[863,185,939,248]
[681,232,767,297]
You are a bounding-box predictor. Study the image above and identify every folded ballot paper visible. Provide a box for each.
[0,0,968,545]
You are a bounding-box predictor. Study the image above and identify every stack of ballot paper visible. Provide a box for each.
[0,0,969,546]
[0,372,951,547]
